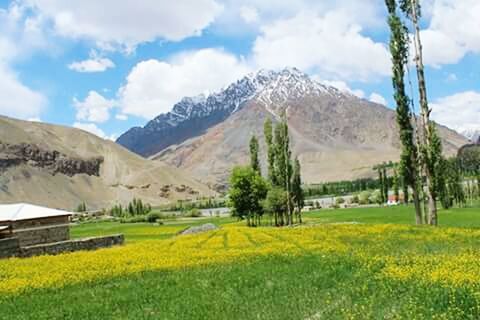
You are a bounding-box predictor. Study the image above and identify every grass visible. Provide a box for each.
[71,216,237,242]
[1,204,480,319]
[305,203,480,228]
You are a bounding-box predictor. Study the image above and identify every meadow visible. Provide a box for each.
[1,204,480,319]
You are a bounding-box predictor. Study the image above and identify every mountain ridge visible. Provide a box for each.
[117,68,468,189]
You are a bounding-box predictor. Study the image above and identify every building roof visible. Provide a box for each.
[0,203,71,222]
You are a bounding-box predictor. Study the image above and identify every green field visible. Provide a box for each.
[1,204,480,319]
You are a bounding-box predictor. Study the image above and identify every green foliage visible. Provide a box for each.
[146,212,162,223]
[249,135,261,174]
[263,187,288,225]
[184,208,202,218]
[229,166,268,226]
[359,191,372,205]
[385,0,422,223]
[264,118,276,185]
[75,202,87,213]
[291,157,304,222]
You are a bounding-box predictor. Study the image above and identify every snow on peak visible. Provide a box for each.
[145,68,347,130]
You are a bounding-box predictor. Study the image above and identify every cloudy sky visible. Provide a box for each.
[0,0,479,139]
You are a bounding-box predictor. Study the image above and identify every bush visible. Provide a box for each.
[184,208,202,218]
[351,195,360,204]
[120,216,146,224]
[146,212,162,223]
[336,197,345,205]
[359,191,371,205]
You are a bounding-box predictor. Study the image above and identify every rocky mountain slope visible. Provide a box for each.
[0,116,215,210]
[118,68,468,190]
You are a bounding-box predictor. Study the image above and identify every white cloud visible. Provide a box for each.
[252,10,390,81]
[118,48,251,119]
[25,0,223,51]
[315,78,365,98]
[430,91,480,133]
[420,0,480,66]
[72,122,116,140]
[240,6,259,24]
[73,91,116,123]
[115,114,128,121]
[68,57,114,73]
[0,64,46,119]
[0,4,47,120]
[369,92,387,106]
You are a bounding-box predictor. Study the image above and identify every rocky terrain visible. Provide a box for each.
[0,116,215,210]
[0,142,103,177]
[118,68,468,190]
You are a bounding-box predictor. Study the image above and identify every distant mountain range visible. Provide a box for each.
[117,68,468,190]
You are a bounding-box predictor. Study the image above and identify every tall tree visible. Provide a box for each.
[264,119,276,185]
[377,167,385,204]
[385,0,423,224]
[291,157,304,224]
[249,135,261,174]
[393,165,400,203]
[402,0,442,225]
[383,166,389,203]
[272,114,293,225]
[229,166,268,227]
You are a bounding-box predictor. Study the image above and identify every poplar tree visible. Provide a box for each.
[249,135,261,174]
[393,165,400,203]
[264,119,276,185]
[400,0,442,225]
[383,166,389,203]
[291,157,304,224]
[385,0,423,224]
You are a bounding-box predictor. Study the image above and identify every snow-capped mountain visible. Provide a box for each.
[117,67,467,189]
[117,68,346,156]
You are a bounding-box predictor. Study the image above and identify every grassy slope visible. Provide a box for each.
[2,205,480,320]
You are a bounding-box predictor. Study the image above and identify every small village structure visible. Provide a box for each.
[0,203,124,259]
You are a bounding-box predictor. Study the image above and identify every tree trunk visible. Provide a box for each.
[412,187,423,225]
[410,0,437,226]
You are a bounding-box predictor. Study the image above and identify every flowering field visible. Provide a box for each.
[1,207,480,319]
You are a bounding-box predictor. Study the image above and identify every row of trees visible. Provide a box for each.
[304,178,390,198]
[386,0,444,225]
[373,146,480,210]
[229,115,304,227]
[110,198,152,217]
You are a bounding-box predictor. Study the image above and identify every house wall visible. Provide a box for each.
[0,237,20,259]
[11,215,69,229]
[13,224,70,247]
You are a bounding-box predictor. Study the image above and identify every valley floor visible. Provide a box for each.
[1,205,480,319]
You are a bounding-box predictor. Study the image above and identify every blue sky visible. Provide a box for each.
[0,0,479,140]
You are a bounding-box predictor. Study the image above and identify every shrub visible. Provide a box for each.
[184,208,202,218]
[146,212,162,223]
[359,191,371,205]
[336,197,345,205]
[351,195,360,204]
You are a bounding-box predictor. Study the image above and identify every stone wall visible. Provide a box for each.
[0,238,19,259]
[18,234,124,258]
[14,224,70,247]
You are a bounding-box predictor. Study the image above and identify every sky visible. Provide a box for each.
[0,0,479,140]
